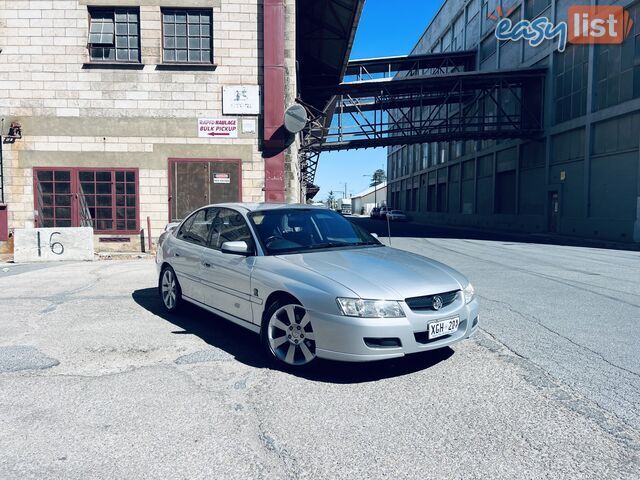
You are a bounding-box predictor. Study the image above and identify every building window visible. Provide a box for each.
[594,2,640,111]
[480,35,497,62]
[452,15,465,52]
[481,0,498,36]
[35,168,139,234]
[162,9,213,63]
[551,128,585,164]
[88,8,140,62]
[35,170,73,228]
[525,0,551,20]
[554,44,588,123]
[78,170,138,232]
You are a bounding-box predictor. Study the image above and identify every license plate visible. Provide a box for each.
[428,317,460,339]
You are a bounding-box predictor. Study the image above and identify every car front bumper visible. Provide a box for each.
[310,297,479,362]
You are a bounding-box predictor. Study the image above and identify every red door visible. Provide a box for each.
[0,205,7,241]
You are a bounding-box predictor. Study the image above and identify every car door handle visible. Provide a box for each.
[202,261,212,268]
[174,252,181,257]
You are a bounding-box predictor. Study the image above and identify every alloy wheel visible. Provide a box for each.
[161,268,178,310]
[267,304,316,366]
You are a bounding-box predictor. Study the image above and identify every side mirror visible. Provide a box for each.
[165,222,179,233]
[221,240,250,255]
[371,233,379,239]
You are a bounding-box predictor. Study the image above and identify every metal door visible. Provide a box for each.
[548,191,560,233]
[169,159,241,221]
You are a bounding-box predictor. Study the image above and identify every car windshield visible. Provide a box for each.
[248,208,382,255]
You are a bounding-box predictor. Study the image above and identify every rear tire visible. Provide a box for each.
[159,266,182,312]
[261,298,317,369]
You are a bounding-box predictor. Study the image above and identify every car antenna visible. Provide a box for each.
[386,206,392,246]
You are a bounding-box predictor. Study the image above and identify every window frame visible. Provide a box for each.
[210,207,256,253]
[33,167,140,235]
[177,207,218,247]
[87,7,141,64]
[161,8,214,65]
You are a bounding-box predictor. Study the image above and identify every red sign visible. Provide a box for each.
[568,6,633,45]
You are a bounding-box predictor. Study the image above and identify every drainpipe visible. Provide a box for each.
[262,0,287,203]
[0,119,4,205]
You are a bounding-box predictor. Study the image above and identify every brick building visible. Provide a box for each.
[0,0,300,251]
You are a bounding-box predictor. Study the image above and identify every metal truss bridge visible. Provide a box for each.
[298,50,546,196]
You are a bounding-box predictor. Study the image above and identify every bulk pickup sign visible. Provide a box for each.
[198,118,238,138]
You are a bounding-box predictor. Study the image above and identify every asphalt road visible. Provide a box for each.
[0,223,639,479]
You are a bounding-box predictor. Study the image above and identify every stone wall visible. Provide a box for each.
[0,0,300,249]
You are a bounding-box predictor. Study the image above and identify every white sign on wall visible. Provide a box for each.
[242,119,256,134]
[198,118,238,138]
[222,85,260,115]
[213,173,231,184]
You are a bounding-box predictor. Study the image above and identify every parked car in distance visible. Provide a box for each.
[156,203,479,369]
[370,207,380,219]
[387,210,408,222]
[379,206,391,219]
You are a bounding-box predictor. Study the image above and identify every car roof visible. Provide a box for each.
[199,203,330,213]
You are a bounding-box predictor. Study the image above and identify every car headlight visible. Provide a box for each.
[336,298,405,318]
[463,283,475,304]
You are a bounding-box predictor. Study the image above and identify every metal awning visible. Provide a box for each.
[296,0,365,110]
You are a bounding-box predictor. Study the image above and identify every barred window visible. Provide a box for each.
[34,168,139,233]
[88,8,140,62]
[162,9,213,63]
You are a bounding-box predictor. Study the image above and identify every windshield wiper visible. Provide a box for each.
[297,242,351,251]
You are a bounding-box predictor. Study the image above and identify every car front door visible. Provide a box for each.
[171,207,217,301]
[197,208,255,323]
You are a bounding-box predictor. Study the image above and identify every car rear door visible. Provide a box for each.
[197,208,256,322]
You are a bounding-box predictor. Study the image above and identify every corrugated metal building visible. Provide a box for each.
[387,0,640,243]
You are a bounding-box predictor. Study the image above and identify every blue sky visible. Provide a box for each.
[313,0,444,200]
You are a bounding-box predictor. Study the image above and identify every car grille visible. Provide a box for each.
[405,290,459,312]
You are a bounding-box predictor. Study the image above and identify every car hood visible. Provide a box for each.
[277,246,466,300]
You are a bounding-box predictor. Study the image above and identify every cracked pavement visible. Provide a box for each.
[0,233,639,479]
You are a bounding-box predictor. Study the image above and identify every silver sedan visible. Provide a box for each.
[156,203,479,368]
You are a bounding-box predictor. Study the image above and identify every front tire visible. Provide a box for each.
[261,299,317,368]
[159,266,182,312]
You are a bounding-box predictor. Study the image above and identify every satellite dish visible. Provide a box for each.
[284,104,308,134]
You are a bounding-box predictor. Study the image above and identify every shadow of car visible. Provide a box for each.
[132,287,454,384]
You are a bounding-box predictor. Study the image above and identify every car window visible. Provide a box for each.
[314,212,359,242]
[176,208,217,247]
[249,208,381,255]
[209,208,254,251]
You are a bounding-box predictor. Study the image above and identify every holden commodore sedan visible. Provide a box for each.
[156,203,479,368]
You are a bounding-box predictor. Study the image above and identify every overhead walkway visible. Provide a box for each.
[294,2,546,197]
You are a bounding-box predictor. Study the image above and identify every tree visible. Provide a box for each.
[325,190,336,209]
[370,169,387,187]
